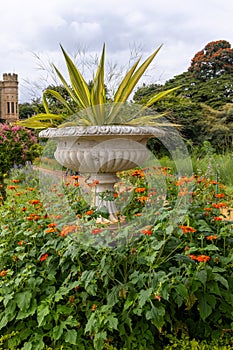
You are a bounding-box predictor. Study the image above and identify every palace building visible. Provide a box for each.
[0,73,19,123]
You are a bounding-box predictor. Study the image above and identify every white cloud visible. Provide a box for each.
[0,0,232,102]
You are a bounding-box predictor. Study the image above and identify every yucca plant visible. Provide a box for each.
[20,44,179,129]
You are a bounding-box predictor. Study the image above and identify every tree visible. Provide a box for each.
[132,40,233,151]
[19,103,37,120]
[197,103,233,151]
[133,83,164,104]
[19,99,45,120]
[188,40,233,81]
[42,84,74,115]
[133,80,203,143]
[162,71,233,109]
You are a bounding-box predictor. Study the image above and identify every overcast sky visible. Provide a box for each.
[1,0,232,103]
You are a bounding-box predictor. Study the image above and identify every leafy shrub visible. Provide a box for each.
[0,124,38,201]
[0,167,233,349]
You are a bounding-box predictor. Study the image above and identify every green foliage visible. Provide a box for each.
[0,124,38,174]
[133,39,233,153]
[197,104,233,151]
[133,74,233,151]
[164,333,233,349]
[0,124,38,201]
[162,70,233,109]
[19,103,37,120]
[0,164,233,349]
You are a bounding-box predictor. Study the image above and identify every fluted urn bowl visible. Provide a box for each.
[39,125,162,221]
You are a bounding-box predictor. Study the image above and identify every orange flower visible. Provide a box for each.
[0,269,7,277]
[12,179,20,183]
[188,254,210,262]
[84,210,94,216]
[26,214,41,221]
[130,169,145,178]
[60,225,77,237]
[7,185,17,190]
[206,235,218,241]
[48,223,57,227]
[215,193,225,198]
[29,199,40,205]
[212,203,226,208]
[134,213,142,217]
[196,255,210,263]
[213,216,222,221]
[179,225,196,233]
[74,182,80,187]
[209,180,219,185]
[203,207,212,211]
[135,187,146,193]
[196,177,206,184]
[15,192,23,196]
[45,228,57,233]
[91,228,103,235]
[71,175,80,180]
[18,241,26,245]
[141,229,152,235]
[91,304,97,311]
[136,196,149,203]
[188,254,197,260]
[27,187,35,191]
[154,294,161,302]
[39,253,48,262]
[89,180,99,187]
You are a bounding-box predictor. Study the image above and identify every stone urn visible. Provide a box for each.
[39,125,163,221]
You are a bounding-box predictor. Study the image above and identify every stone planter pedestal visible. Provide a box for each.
[39,125,162,221]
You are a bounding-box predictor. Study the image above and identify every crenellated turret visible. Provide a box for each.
[3,73,18,81]
[0,73,19,123]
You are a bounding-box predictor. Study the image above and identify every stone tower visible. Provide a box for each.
[0,73,19,123]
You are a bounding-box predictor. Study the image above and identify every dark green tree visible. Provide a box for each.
[19,99,46,120]
[133,79,203,143]
[197,103,233,151]
[133,40,233,152]
[43,84,74,115]
[19,103,37,120]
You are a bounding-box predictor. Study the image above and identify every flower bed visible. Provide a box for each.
[0,166,233,349]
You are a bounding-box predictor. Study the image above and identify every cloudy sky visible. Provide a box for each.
[1,0,232,103]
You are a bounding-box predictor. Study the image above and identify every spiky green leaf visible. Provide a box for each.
[144,86,181,108]
[60,45,91,109]
[52,65,83,108]
[43,89,75,114]
[114,60,140,102]
[116,45,162,104]
[90,44,106,124]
